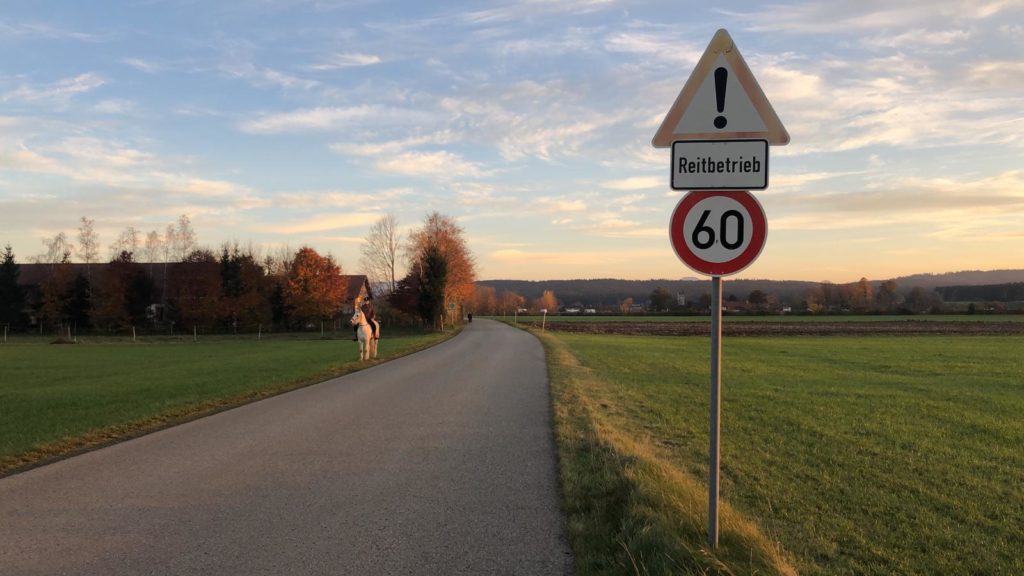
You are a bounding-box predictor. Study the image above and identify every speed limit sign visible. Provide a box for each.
[669,190,767,276]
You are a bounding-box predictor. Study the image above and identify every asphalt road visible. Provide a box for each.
[0,319,572,575]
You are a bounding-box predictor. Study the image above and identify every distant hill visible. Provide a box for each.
[892,269,1024,288]
[936,283,1024,302]
[479,269,1024,306]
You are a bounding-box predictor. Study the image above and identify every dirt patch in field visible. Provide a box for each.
[534,321,1024,337]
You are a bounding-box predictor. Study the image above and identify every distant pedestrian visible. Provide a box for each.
[468,313,473,323]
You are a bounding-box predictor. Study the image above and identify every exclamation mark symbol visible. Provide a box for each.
[713,67,728,129]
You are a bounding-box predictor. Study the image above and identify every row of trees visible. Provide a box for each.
[33,215,201,272]
[667,279,945,314]
[1,211,478,333]
[1,242,349,333]
[466,278,955,317]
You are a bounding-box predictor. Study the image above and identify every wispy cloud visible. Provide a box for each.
[600,176,661,190]
[534,197,588,213]
[603,31,701,64]
[458,0,618,25]
[219,62,319,91]
[770,171,1024,239]
[755,47,1024,156]
[3,73,105,105]
[241,105,434,133]
[1,135,268,215]
[268,213,383,235]
[767,171,861,192]
[93,99,137,115]
[487,246,669,278]
[273,188,413,210]
[732,0,1013,34]
[330,131,462,156]
[0,19,104,42]
[331,132,484,179]
[492,28,598,57]
[377,150,483,178]
[122,58,162,74]
[966,61,1024,90]
[860,28,971,50]
[307,52,382,70]
[437,78,629,162]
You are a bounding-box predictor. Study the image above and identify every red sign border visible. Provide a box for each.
[669,190,767,277]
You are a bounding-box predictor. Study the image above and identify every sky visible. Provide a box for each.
[1,0,1022,283]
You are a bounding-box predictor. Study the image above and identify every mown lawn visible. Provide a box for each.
[542,331,1024,575]
[0,329,452,475]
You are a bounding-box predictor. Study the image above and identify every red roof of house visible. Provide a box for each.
[343,274,372,302]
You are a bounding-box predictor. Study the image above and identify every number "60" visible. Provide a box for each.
[692,209,745,250]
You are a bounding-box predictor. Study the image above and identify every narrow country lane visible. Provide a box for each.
[0,319,572,576]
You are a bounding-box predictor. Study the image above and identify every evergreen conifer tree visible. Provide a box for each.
[416,245,448,327]
[0,245,26,329]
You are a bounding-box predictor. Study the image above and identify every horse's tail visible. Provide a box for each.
[372,319,380,340]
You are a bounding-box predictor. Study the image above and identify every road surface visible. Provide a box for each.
[0,319,572,575]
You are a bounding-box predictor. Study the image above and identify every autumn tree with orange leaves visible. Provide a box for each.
[406,212,476,312]
[286,247,346,325]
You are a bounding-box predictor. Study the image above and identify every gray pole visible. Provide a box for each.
[708,275,723,549]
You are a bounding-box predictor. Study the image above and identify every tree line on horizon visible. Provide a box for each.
[471,276,1021,316]
[0,212,478,335]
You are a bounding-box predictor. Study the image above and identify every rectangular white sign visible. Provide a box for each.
[672,139,768,190]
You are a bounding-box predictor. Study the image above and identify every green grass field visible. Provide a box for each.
[541,331,1024,575]
[498,313,1024,323]
[0,329,452,475]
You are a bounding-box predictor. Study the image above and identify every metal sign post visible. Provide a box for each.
[708,275,723,548]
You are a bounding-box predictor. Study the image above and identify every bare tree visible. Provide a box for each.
[263,244,295,277]
[498,290,525,315]
[78,217,99,278]
[109,226,140,260]
[474,285,497,315]
[359,214,402,295]
[241,239,263,263]
[173,215,197,261]
[163,224,177,262]
[37,232,75,265]
[143,230,162,262]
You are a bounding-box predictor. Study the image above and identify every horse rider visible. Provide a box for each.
[353,296,379,341]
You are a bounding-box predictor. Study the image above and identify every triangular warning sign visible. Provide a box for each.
[652,29,789,147]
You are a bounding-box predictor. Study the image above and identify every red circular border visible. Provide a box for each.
[669,191,767,276]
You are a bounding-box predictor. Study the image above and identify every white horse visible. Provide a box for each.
[350,306,380,361]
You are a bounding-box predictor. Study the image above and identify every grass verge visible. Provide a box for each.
[0,328,459,477]
[539,329,1024,576]
[494,314,1024,324]
[539,329,797,576]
